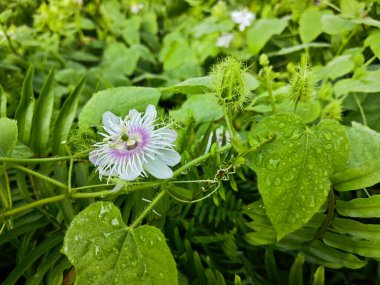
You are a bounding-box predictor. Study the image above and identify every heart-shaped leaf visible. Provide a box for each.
[246,113,348,239]
[63,202,178,285]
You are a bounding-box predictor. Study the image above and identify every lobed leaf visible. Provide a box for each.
[63,202,178,285]
[246,113,349,239]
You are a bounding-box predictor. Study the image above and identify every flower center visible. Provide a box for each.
[109,132,141,151]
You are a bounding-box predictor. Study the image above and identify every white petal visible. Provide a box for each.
[102,111,120,130]
[143,104,157,124]
[89,150,102,166]
[157,128,177,143]
[143,158,173,179]
[157,149,181,166]
[119,165,141,181]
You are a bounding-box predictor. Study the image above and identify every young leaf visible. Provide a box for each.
[288,254,304,285]
[52,76,85,154]
[78,87,161,128]
[15,66,35,144]
[0,118,18,157]
[312,266,324,285]
[63,202,178,285]
[30,66,55,154]
[246,113,349,239]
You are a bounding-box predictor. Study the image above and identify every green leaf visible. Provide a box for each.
[321,14,355,35]
[159,32,197,71]
[289,254,304,285]
[364,30,380,59]
[246,17,289,55]
[303,240,366,269]
[312,266,324,285]
[78,87,161,128]
[332,217,380,241]
[170,94,223,124]
[11,142,34,158]
[15,66,35,144]
[336,195,380,218]
[63,202,178,285]
[324,55,355,80]
[0,118,18,157]
[331,122,380,191]
[52,76,85,154]
[0,84,6,117]
[161,73,258,95]
[323,232,380,258]
[161,76,213,95]
[102,43,140,76]
[30,66,55,154]
[2,234,63,285]
[246,113,349,239]
[334,69,380,96]
[299,7,323,43]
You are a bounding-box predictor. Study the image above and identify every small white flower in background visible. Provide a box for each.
[216,33,234,48]
[130,3,144,14]
[231,8,255,31]
[90,105,181,181]
[205,126,231,154]
[72,0,83,5]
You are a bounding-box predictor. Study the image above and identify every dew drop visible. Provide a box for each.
[307,165,314,170]
[265,158,280,170]
[288,142,294,148]
[255,151,265,167]
[284,173,295,182]
[291,129,303,140]
[265,176,272,186]
[274,176,283,186]
[131,260,138,267]
[279,122,285,129]
[111,218,119,226]
[309,197,315,207]
[323,133,332,141]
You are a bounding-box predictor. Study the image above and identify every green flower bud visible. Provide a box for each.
[211,1,227,19]
[318,81,333,101]
[322,99,342,121]
[259,54,269,66]
[212,57,249,110]
[289,61,315,104]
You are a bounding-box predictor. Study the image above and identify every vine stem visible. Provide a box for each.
[312,190,335,241]
[11,165,67,190]
[173,144,232,177]
[1,195,66,218]
[0,156,71,163]
[0,146,232,219]
[130,190,167,229]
